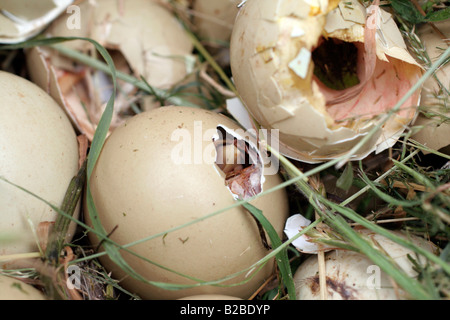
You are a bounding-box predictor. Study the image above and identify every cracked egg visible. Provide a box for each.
[229,0,423,163]
[293,228,436,300]
[25,0,194,141]
[86,106,289,299]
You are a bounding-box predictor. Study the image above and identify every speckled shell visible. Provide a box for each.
[86,106,290,299]
[0,71,79,266]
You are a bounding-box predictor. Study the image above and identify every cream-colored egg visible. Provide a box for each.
[193,0,241,46]
[411,20,450,154]
[0,275,47,300]
[293,229,436,300]
[86,106,289,300]
[230,0,423,163]
[0,71,79,267]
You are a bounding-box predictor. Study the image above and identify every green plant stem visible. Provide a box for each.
[407,139,450,160]
[45,160,87,265]
[242,203,296,300]
[0,252,41,262]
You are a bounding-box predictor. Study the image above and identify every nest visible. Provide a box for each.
[0,0,449,301]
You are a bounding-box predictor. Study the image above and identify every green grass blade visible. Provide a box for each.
[323,198,450,274]
[391,159,436,190]
[359,169,423,207]
[242,202,296,300]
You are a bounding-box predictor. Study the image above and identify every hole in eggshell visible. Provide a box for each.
[308,11,419,125]
[213,125,264,201]
[53,48,139,139]
[312,37,360,91]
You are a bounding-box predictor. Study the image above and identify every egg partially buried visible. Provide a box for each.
[0,71,79,265]
[411,20,450,154]
[0,275,47,300]
[293,229,436,300]
[86,106,289,300]
[230,0,423,163]
[192,0,241,47]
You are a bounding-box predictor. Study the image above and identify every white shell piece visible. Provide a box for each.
[284,214,333,253]
[0,0,73,44]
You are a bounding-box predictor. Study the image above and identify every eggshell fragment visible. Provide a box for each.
[86,106,289,300]
[0,0,73,44]
[284,214,334,253]
[0,275,47,300]
[46,0,193,89]
[294,228,436,300]
[25,0,194,141]
[230,0,423,163]
[0,71,79,267]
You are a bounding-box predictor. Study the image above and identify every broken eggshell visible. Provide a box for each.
[284,214,334,253]
[25,0,194,141]
[0,71,80,267]
[0,0,73,44]
[86,106,290,300]
[411,20,450,154]
[293,228,437,300]
[229,0,423,163]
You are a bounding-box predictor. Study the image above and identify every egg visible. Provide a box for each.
[229,0,423,163]
[191,0,241,68]
[192,0,241,47]
[411,20,450,154]
[0,71,79,267]
[25,0,194,141]
[293,229,436,300]
[86,106,289,299]
[0,275,47,300]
